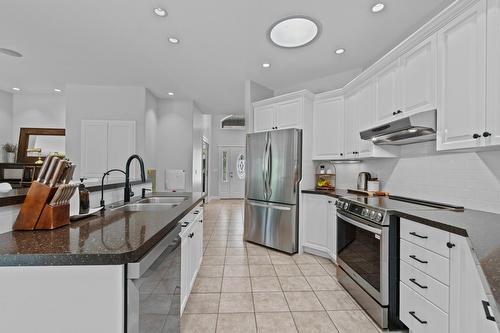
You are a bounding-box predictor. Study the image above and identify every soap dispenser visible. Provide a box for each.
[79,178,90,214]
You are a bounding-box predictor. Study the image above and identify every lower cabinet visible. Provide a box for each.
[301,194,336,261]
[399,218,499,333]
[180,205,203,314]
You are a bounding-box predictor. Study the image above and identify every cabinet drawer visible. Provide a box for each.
[400,260,449,313]
[400,282,448,333]
[400,239,449,285]
[400,218,450,258]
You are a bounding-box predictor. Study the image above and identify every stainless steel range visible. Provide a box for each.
[335,195,463,330]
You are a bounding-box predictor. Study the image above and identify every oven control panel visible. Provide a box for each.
[336,199,385,224]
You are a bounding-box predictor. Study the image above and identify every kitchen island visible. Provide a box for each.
[0,192,205,333]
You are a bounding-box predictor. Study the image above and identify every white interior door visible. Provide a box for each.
[218,146,245,199]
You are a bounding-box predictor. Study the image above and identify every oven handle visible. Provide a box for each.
[337,212,382,235]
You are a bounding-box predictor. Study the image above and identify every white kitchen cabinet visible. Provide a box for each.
[302,194,336,261]
[356,81,376,157]
[375,59,402,122]
[252,90,313,133]
[343,92,359,159]
[312,96,344,160]
[253,104,275,132]
[437,0,487,151]
[487,0,500,146]
[81,120,136,178]
[180,205,204,315]
[400,35,437,115]
[449,234,499,333]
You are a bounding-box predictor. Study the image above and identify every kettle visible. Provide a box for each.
[357,172,372,191]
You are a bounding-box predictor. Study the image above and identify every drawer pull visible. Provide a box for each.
[409,255,428,264]
[409,311,428,324]
[409,278,428,289]
[482,300,496,321]
[409,231,428,239]
[188,232,194,238]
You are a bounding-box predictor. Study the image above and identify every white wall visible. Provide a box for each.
[12,92,65,142]
[192,105,211,193]
[326,142,500,214]
[154,99,194,192]
[244,80,274,133]
[65,85,146,179]
[274,68,363,96]
[144,89,159,170]
[209,114,246,198]
[0,90,13,159]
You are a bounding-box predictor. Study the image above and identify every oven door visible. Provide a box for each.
[336,211,389,305]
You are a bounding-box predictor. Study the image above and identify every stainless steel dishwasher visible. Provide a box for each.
[127,224,182,333]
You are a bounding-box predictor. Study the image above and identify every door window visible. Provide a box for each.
[222,151,228,183]
[236,153,245,179]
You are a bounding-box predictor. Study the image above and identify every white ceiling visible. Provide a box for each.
[0,0,455,114]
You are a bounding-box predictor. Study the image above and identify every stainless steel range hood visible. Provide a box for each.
[360,109,436,145]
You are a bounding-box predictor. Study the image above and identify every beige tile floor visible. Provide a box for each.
[179,199,390,333]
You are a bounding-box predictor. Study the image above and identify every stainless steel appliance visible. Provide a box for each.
[336,195,463,330]
[244,129,302,253]
[357,172,372,190]
[360,109,437,145]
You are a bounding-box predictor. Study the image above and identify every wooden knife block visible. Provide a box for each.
[13,181,70,231]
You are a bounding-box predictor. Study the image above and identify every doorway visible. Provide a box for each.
[202,140,209,194]
[218,145,245,199]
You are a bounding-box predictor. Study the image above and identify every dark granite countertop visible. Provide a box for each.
[0,180,148,208]
[0,192,205,266]
[303,188,500,321]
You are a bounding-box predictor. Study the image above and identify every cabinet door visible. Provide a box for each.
[313,97,344,159]
[401,35,437,114]
[253,105,275,132]
[302,195,330,253]
[375,60,401,122]
[449,235,499,333]
[486,0,500,146]
[180,235,190,314]
[437,1,487,150]
[108,121,136,179]
[275,98,302,130]
[357,82,375,157]
[81,120,108,178]
[344,93,359,158]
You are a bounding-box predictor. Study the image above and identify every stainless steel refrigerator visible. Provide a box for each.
[244,128,302,253]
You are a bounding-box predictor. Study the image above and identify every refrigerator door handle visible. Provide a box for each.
[248,201,292,211]
[267,139,272,199]
[262,133,269,199]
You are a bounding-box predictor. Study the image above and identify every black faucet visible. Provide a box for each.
[100,169,126,207]
[124,154,146,203]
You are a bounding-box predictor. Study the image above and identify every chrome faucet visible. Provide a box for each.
[124,154,146,203]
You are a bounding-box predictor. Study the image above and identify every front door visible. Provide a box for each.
[218,146,245,199]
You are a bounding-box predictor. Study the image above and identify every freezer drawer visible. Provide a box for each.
[244,199,298,253]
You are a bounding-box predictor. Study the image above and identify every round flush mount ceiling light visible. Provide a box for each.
[54,88,62,93]
[12,87,21,91]
[262,63,271,68]
[168,37,180,44]
[371,3,385,13]
[153,7,167,17]
[0,48,23,57]
[335,48,346,55]
[268,16,320,48]
[168,92,174,96]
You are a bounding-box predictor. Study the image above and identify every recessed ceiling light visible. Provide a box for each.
[153,7,167,17]
[0,48,23,57]
[54,88,62,93]
[269,16,320,48]
[168,37,180,44]
[371,3,385,13]
[262,63,271,68]
[335,48,346,55]
[12,87,21,91]
[168,92,174,96]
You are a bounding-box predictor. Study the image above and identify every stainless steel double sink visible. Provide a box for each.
[111,196,188,212]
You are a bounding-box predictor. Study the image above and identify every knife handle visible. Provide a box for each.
[36,155,53,182]
[49,160,65,187]
[43,157,60,186]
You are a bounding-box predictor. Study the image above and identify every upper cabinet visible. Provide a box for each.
[401,35,437,115]
[487,0,500,146]
[356,81,376,157]
[253,91,314,133]
[343,92,360,159]
[312,95,344,160]
[375,59,402,122]
[437,0,487,151]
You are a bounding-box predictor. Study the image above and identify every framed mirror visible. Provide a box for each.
[17,128,66,163]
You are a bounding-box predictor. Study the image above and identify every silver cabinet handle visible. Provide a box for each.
[409,311,427,324]
[482,300,496,321]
